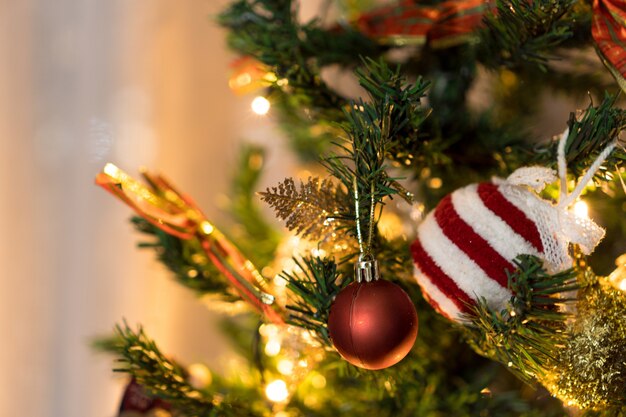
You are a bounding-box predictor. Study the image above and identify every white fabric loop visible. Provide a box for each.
[500,127,616,271]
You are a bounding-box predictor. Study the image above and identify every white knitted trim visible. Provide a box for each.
[451,184,541,262]
[491,128,611,272]
[413,266,464,321]
[497,184,571,273]
[506,166,557,192]
[418,213,512,313]
[558,210,605,255]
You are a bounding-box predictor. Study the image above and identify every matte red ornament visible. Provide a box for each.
[328,279,418,370]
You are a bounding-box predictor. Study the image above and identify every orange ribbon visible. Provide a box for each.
[96,163,285,325]
[228,56,275,95]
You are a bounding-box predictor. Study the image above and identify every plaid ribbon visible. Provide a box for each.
[357,0,626,90]
[592,0,626,92]
[355,0,491,48]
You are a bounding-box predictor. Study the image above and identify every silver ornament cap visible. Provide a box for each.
[355,254,380,283]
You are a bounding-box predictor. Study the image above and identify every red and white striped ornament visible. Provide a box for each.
[411,129,613,322]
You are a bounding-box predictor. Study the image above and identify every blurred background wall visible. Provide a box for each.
[0,1,296,416]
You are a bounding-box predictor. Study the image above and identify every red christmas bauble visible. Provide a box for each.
[410,172,605,323]
[328,280,418,370]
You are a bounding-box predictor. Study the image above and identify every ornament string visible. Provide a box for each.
[353,178,377,257]
[353,178,380,283]
[556,128,618,208]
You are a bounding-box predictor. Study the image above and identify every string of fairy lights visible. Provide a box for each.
[251,96,271,116]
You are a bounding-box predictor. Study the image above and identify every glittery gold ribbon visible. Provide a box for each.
[96,163,285,325]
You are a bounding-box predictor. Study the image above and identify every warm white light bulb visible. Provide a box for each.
[573,200,589,218]
[251,96,270,115]
[310,373,327,389]
[187,363,212,389]
[265,339,281,356]
[259,323,279,337]
[277,359,294,375]
[274,275,288,287]
[103,162,120,177]
[265,379,289,402]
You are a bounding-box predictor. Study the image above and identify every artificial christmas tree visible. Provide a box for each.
[96,0,626,416]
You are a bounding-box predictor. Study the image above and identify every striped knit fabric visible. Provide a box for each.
[411,182,547,322]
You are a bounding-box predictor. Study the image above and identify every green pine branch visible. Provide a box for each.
[354,58,431,169]
[282,256,345,346]
[477,0,577,70]
[219,1,388,157]
[132,217,239,301]
[219,0,381,68]
[518,93,626,187]
[464,255,579,384]
[108,323,260,417]
[559,94,626,178]
[322,59,427,247]
[229,144,281,268]
[218,0,380,124]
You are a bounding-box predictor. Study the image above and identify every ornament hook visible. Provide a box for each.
[355,253,380,283]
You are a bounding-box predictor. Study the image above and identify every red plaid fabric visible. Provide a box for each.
[355,0,491,48]
[356,0,626,90]
[593,0,626,91]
